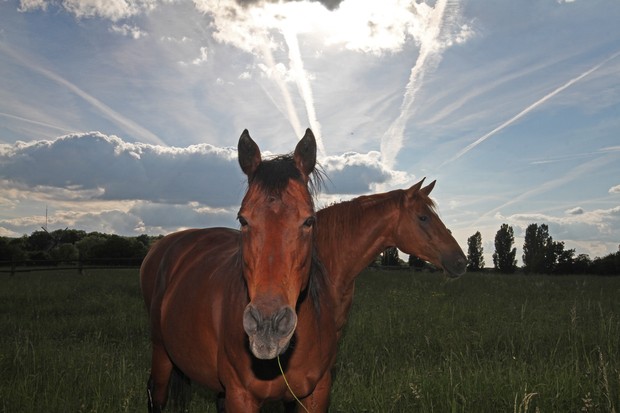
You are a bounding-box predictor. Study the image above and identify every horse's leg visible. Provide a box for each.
[216,392,226,413]
[148,341,174,412]
[297,373,332,413]
[224,388,260,413]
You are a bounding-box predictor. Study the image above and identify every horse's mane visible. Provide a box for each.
[316,188,437,242]
[248,154,325,203]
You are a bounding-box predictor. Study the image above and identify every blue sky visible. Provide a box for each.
[1,0,619,265]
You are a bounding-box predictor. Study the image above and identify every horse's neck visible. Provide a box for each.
[317,193,400,295]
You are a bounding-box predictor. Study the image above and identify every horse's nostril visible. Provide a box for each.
[273,306,296,337]
[243,305,261,335]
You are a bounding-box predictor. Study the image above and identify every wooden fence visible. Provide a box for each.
[0,258,143,275]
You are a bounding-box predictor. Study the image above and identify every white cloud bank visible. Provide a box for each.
[0,132,409,235]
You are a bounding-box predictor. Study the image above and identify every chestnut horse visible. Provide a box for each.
[141,129,337,412]
[143,174,466,411]
[314,178,467,338]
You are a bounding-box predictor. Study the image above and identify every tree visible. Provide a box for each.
[522,223,544,273]
[408,254,426,271]
[466,231,485,271]
[591,252,620,275]
[571,254,591,274]
[522,223,574,274]
[49,243,79,264]
[554,244,576,274]
[27,230,53,251]
[493,224,517,273]
[522,223,559,273]
[381,247,400,266]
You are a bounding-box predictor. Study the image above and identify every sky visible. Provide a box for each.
[1,0,619,265]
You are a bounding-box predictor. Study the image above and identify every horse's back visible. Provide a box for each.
[140,227,240,311]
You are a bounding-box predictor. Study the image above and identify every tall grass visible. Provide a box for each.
[1,269,619,412]
[333,271,620,413]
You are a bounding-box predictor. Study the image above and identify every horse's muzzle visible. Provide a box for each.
[243,303,297,359]
[442,252,467,277]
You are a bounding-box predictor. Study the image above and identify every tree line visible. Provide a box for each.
[466,223,620,275]
[0,228,162,267]
[2,223,618,275]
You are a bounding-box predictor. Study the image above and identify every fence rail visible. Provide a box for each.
[0,258,143,275]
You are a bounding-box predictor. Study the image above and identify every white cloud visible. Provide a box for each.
[0,131,414,236]
[18,0,48,12]
[565,206,584,215]
[61,0,157,21]
[505,206,620,244]
[321,151,411,194]
[0,132,243,206]
[191,46,209,65]
[110,24,148,39]
[609,184,620,194]
[0,131,411,204]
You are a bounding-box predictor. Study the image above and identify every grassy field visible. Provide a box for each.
[1,268,619,412]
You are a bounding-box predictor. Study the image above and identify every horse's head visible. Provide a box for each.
[237,129,318,360]
[394,178,467,277]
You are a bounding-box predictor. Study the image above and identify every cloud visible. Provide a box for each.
[67,0,156,21]
[110,24,148,39]
[0,132,412,236]
[18,0,48,12]
[192,47,209,65]
[505,206,620,244]
[0,132,244,206]
[0,132,408,204]
[609,184,620,194]
[130,202,237,233]
[565,206,584,215]
[18,0,157,20]
[235,0,344,11]
[321,151,404,194]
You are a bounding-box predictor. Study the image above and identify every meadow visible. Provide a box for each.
[1,268,619,412]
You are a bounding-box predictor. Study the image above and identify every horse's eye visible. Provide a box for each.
[238,216,249,227]
[419,215,428,222]
[303,216,316,228]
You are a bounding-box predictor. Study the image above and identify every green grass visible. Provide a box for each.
[1,269,619,412]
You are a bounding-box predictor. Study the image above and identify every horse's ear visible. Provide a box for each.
[293,128,317,181]
[407,177,426,197]
[421,180,436,196]
[238,129,262,179]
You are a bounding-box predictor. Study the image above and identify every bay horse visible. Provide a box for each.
[314,178,467,338]
[143,174,466,411]
[141,129,337,412]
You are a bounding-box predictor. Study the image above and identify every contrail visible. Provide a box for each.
[380,0,449,169]
[440,50,620,168]
[0,111,76,135]
[281,28,326,157]
[259,44,304,138]
[472,151,619,228]
[0,42,166,146]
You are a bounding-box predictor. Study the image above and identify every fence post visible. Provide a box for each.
[78,254,84,275]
